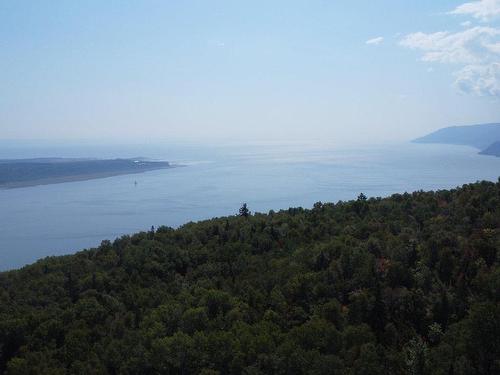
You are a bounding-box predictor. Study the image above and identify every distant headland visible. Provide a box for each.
[413,123,500,157]
[0,158,174,189]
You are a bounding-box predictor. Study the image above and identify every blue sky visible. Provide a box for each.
[1,0,499,143]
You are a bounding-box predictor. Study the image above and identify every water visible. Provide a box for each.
[1,141,500,270]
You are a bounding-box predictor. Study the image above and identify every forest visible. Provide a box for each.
[0,180,499,374]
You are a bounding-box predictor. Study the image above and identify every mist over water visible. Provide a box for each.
[1,141,500,270]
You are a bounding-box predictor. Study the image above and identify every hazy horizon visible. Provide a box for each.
[2,0,500,144]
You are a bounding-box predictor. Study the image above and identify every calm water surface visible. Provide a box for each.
[1,141,500,270]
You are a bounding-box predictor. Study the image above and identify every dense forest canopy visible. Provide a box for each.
[1,180,499,374]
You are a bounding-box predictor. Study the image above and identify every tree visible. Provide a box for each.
[404,337,429,375]
[0,181,499,374]
[464,302,500,374]
[239,203,250,217]
[151,332,195,374]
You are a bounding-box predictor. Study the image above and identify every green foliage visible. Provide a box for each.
[1,181,500,374]
[239,203,250,218]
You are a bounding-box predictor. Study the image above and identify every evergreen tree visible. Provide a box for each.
[239,203,250,217]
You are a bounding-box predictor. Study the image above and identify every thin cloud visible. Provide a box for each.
[366,36,384,45]
[400,1,500,98]
[450,0,500,22]
[400,27,500,64]
[208,39,226,48]
[455,63,500,96]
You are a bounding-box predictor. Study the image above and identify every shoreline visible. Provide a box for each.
[0,165,178,190]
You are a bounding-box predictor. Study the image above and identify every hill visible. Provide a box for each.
[413,123,500,151]
[1,181,499,374]
[0,158,172,189]
[479,141,500,157]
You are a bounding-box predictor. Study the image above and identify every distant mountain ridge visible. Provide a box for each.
[413,123,500,156]
[479,141,500,157]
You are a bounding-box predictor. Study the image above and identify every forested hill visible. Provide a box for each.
[1,182,500,374]
[480,141,500,157]
[413,123,500,150]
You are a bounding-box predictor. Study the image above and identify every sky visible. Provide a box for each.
[1,0,500,144]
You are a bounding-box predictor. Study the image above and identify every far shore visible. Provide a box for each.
[0,160,181,189]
